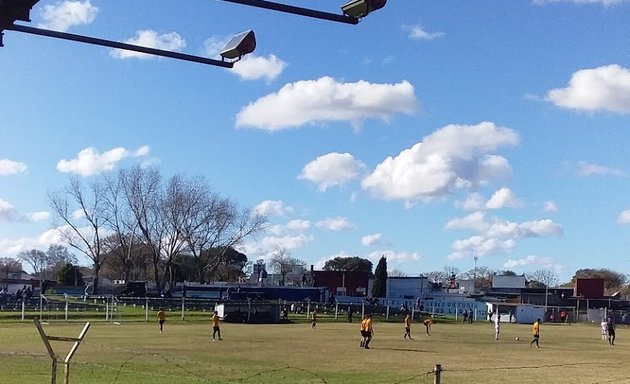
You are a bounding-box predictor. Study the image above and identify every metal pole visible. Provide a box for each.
[335,302,338,320]
[21,297,25,322]
[218,0,359,24]
[145,297,149,322]
[65,298,68,322]
[361,301,365,319]
[434,364,442,384]
[181,296,185,321]
[386,304,390,320]
[7,24,234,68]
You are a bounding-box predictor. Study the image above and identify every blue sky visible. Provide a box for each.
[1,0,630,282]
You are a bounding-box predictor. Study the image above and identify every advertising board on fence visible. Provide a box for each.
[424,297,488,318]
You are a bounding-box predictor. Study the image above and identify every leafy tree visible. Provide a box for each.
[371,256,387,297]
[0,257,22,290]
[498,270,517,276]
[210,247,248,282]
[571,268,627,290]
[323,256,373,276]
[56,263,84,286]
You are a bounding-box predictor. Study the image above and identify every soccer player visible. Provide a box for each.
[212,311,222,341]
[403,313,413,340]
[311,309,318,329]
[363,314,374,349]
[607,317,616,346]
[494,312,501,340]
[156,308,166,334]
[530,318,540,348]
[423,318,433,336]
[360,314,368,348]
[601,318,608,341]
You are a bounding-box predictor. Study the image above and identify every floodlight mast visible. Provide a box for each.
[7,24,235,68]
[219,0,360,25]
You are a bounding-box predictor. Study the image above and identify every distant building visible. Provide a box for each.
[386,276,432,308]
[492,275,526,289]
[574,278,605,299]
[312,270,369,297]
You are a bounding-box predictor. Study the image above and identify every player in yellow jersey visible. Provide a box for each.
[212,311,222,341]
[363,314,374,349]
[530,318,540,348]
[360,314,368,348]
[403,313,413,340]
[156,308,166,333]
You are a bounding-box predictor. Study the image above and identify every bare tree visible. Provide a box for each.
[119,166,167,293]
[527,269,559,288]
[48,177,108,294]
[179,176,267,283]
[269,247,305,286]
[388,268,407,277]
[17,249,47,285]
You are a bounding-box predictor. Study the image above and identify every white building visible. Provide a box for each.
[385,276,432,308]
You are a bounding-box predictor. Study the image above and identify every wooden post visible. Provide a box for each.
[434,364,442,384]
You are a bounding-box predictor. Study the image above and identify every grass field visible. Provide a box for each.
[0,317,627,384]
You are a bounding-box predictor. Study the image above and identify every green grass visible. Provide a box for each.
[0,318,627,384]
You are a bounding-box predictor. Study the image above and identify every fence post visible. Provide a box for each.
[65,298,68,322]
[145,297,149,322]
[434,364,442,384]
[335,302,338,320]
[21,297,26,322]
[181,296,185,321]
[361,301,365,319]
[386,304,390,320]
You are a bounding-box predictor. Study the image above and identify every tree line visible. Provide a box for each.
[42,166,267,294]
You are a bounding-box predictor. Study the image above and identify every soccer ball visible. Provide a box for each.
[515,337,519,341]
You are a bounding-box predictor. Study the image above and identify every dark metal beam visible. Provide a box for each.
[7,24,234,67]
[219,0,359,25]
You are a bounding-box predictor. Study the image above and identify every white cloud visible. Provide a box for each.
[0,159,28,175]
[486,188,522,209]
[361,233,383,246]
[110,30,186,60]
[56,145,151,176]
[361,122,518,202]
[25,211,51,222]
[229,54,287,82]
[0,198,18,221]
[38,0,98,32]
[576,161,624,177]
[367,250,420,263]
[253,200,293,217]
[503,255,564,274]
[445,211,487,232]
[235,77,417,131]
[299,152,365,191]
[617,209,630,224]
[314,251,355,270]
[285,219,311,231]
[237,234,313,259]
[0,198,50,223]
[403,24,445,41]
[316,217,354,231]
[448,236,516,259]
[546,65,630,113]
[543,201,558,212]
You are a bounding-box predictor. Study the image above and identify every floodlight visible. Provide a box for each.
[220,29,256,62]
[341,0,386,19]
